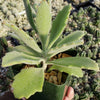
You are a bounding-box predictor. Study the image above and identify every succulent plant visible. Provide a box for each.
[64,6,100,99]
[1,0,99,99]
[65,6,100,61]
[0,0,30,35]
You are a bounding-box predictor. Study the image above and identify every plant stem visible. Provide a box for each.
[43,60,47,71]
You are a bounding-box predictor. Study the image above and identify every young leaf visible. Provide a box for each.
[12,68,44,99]
[57,31,85,46]
[48,4,71,49]
[48,57,99,71]
[48,40,84,57]
[5,23,42,53]
[13,45,41,57]
[36,1,51,48]
[23,0,37,32]
[2,51,43,67]
[48,65,83,77]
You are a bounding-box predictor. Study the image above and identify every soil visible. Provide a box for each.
[45,53,71,85]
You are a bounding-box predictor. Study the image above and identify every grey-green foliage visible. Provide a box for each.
[65,6,100,100]
[71,70,100,100]
[2,0,99,99]
[66,6,100,60]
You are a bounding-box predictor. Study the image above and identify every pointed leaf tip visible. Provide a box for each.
[23,0,37,31]
[48,4,71,49]
[57,31,85,46]
[5,23,42,53]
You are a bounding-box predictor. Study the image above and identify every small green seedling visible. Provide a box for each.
[2,0,99,99]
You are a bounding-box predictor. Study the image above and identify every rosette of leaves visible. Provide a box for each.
[2,0,99,99]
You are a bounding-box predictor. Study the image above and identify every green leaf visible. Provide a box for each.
[23,0,37,31]
[8,33,23,44]
[5,23,42,53]
[36,1,51,48]
[2,51,43,67]
[13,45,41,57]
[12,68,44,99]
[48,65,83,77]
[52,37,62,48]
[48,4,71,49]
[57,31,85,46]
[48,57,99,71]
[48,40,84,57]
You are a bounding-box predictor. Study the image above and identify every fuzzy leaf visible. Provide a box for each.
[48,57,99,71]
[12,68,44,99]
[57,31,85,46]
[2,51,43,67]
[8,33,24,45]
[13,45,41,57]
[23,0,37,31]
[52,37,62,48]
[48,4,71,49]
[48,65,83,77]
[8,33,20,42]
[36,1,51,47]
[8,33,25,45]
[48,40,84,57]
[5,23,42,53]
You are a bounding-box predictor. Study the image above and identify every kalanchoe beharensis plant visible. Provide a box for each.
[2,0,99,99]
